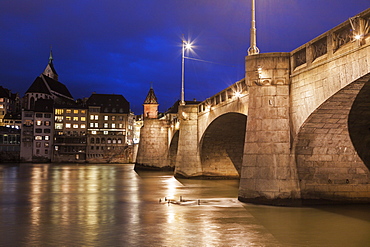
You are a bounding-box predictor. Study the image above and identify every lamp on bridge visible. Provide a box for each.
[181,36,193,105]
[248,0,259,55]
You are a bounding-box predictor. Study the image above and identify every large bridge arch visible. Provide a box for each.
[199,112,247,178]
[295,73,370,201]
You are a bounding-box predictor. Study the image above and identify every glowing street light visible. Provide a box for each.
[181,37,193,105]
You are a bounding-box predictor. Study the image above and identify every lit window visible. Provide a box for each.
[81,124,86,128]
[119,124,123,128]
[73,124,79,128]
[94,115,98,120]
[90,115,94,120]
[44,121,50,126]
[112,116,116,121]
[111,123,116,128]
[44,142,49,147]
[81,110,86,114]
[55,116,63,122]
[66,109,71,113]
[44,136,50,141]
[90,123,94,127]
[81,117,86,121]
[35,136,42,140]
[104,116,108,120]
[118,138,122,144]
[104,123,108,128]
[91,131,96,135]
[66,123,71,128]
[55,109,64,115]
[73,110,79,114]
[112,138,117,144]
[73,117,78,121]
[36,120,42,126]
[107,138,111,144]
[66,116,71,121]
[94,123,98,128]
[103,131,108,135]
[55,123,63,129]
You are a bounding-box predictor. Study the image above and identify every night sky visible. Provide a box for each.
[0,1,369,114]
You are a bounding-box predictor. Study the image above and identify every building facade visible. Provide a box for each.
[86,94,134,163]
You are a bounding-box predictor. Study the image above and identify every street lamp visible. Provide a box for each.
[181,37,193,105]
[248,0,259,55]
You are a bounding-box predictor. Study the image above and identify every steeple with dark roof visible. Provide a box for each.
[143,86,158,104]
[43,47,58,81]
[143,85,159,118]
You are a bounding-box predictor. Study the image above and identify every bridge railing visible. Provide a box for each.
[291,8,370,73]
[198,78,247,113]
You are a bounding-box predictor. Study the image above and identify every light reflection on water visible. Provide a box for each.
[0,163,369,246]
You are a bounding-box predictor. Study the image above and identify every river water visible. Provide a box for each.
[0,163,369,247]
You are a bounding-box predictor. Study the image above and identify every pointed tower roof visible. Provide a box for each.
[143,86,158,104]
[43,47,58,80]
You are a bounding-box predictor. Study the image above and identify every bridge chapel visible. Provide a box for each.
[143,86,158,118]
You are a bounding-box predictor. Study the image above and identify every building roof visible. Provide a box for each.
[0,86,11,98]
[26,76,51,95]
[143,87,158,104]
[26,74,73,99]
[86,93,130,113]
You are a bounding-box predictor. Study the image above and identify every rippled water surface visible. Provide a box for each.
[0,163,370,246]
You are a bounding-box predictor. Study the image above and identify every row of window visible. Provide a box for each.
[35,142,49,148]
[35,149,49,155]
[35,135,50,141]
[55,116,87,122]
[90,137,122,144]
[35,128,51,133]
[55,109,86,115]
[89,115,124,121]
[55,123,86,129]
[36,113,51,118]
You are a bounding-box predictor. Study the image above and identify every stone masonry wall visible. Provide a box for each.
[295,74,370,203]
[135,118,171,169]
[174,104,202,177]
[239,53,301,205]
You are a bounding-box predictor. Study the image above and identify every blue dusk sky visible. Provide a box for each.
[0,0,369,114]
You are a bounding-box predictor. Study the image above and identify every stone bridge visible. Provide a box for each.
[136,8,370,205]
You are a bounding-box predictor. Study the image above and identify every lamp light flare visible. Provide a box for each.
[354,34,362,40]
[185,42,192,50]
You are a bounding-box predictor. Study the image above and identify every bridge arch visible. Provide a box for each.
[295,73,370,201]
[199,112,247,178]
[168,130,179,168]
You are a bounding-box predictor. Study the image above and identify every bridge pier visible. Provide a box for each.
[238,53,301,205]
[174,104,203,178]
[135,118,173,170]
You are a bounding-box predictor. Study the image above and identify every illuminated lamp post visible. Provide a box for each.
[248,0,259,55]
[181,37,193,105]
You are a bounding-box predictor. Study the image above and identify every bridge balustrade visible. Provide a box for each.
[198,78,247,113]
[291,10,370,71]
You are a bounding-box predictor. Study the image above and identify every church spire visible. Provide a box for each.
[49,46,54,64]
[42,47,58,81]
